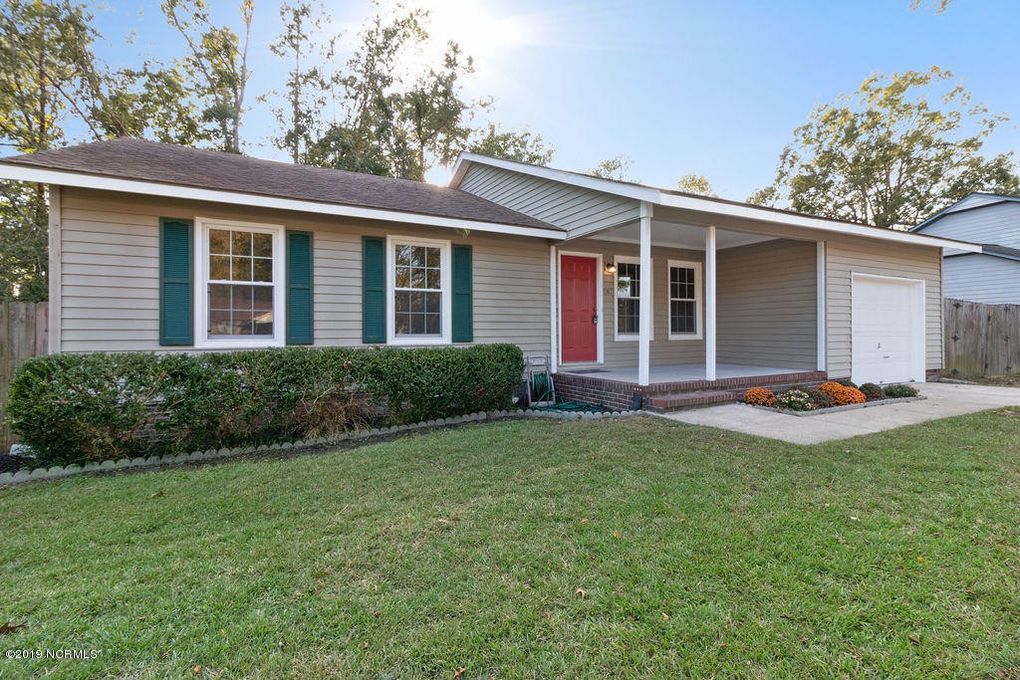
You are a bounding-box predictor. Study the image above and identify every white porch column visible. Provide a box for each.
[705,225,717,382]
[638,201,653,386]
[816,241,826,372]
[549,244,558,373]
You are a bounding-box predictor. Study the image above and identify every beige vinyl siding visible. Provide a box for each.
[58,187,551,354]
[460,164,639,233]
[825,238,942,378]
[716,240,817,369]
[556,239,705,370]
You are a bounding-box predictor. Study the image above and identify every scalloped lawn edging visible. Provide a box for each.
[745,395,926,417]
[0,407,645,486]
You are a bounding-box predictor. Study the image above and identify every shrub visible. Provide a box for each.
[775,389,816,411]
[859,383,885,401]
[743,387,776,406]
[7,344,525,467]
[883,383,919,399]
[836,379,859,389]
[819,381,866,406]
[803,388,835,409]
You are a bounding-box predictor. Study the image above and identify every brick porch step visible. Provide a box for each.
[646,390,737,412]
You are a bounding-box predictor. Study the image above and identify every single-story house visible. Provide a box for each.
[0,138,979,410]
[911,192,1020,305]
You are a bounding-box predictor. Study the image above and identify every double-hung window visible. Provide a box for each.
[668,259,702,339]
[387,236,451,345]
[614,256,651,340]
[195,218,285,348]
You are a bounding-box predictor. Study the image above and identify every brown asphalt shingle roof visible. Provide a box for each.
[0,137,560,232]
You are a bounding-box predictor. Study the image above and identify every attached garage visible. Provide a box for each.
[851,273,926,384]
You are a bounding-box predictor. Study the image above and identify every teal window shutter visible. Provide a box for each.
[452,244,473,343]
[362,236,386,343]
[159,218,193,346]
[286,230,314,345]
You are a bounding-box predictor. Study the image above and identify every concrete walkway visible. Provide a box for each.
[661,382,1020,444]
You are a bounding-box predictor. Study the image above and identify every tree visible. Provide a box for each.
[333,3,426,177]
[588,155,634,181]
[0,0,103,300]
[265,2,328,163]
[0,0,209,299]
[398,41,476,180]
[263,1,538,180]
[676,173,716,197]
[751,67,1020,227]
[95,64,210,146]
[162,0,254,153]
[304,124,392,176]
[468,124,553,165]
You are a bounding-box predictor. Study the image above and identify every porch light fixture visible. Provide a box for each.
[604,260,617,275]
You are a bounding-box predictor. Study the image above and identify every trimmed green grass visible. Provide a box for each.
[2,412,1019,678]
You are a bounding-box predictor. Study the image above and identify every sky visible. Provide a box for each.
[85,0,1020,201]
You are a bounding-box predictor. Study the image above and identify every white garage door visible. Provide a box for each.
[851,275,925,385]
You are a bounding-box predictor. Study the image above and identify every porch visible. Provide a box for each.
[550,200,831,410]
[558,362,807,384]
[553,363,827,412]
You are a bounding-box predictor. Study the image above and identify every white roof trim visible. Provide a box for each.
[451,153,982,253]
[650,192,981,252]
[0,163,566,241]
[451,152,659,202]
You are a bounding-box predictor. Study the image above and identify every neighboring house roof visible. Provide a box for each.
[0,138,562,238]
[911,192,1020,232]
[449,152,982,252]
[945,243,1020,263]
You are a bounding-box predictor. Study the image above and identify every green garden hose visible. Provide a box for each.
[531,372,554,402]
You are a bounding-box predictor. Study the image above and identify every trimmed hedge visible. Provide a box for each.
[7,344,524,466]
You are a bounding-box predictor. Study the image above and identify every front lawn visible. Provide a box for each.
[2,412,1019,677]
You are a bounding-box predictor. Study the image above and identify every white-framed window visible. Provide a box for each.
[386,235,452,345]
[613,255,652,341]
[194,218,286,349]
[667,259,702,340]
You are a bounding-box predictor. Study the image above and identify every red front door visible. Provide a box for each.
[561,255,598,363]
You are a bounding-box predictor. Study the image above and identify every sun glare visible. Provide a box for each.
[392,0,542,82]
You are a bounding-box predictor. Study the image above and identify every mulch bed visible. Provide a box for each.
[0,455,26,473]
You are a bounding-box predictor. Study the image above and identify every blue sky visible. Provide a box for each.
[86,0,1020,200]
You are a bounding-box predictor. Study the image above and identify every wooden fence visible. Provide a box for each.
[1,302,48,452]
[944,298,1020,378]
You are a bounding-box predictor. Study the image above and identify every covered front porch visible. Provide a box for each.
[549,198,830,409]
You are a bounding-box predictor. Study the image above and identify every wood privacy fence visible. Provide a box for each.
[1,302,48,452]
[944,298,1020,378]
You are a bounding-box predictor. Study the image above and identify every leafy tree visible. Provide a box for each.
[398,41,476,180]
[162,0,254,153]
[0,0,210,299]
[676,173,716,197]
[265,1,504,180]
[333,3,426,176]
[589,155,634,181]
[304,124,392,176]
[468,124,553,165]
[264,2,328,163]
[751,67,1020,227]
[0,0,103,300]
[97,64,209,146]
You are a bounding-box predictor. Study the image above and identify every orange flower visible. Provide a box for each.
[743,387,776,406]
[819,381,866,405]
